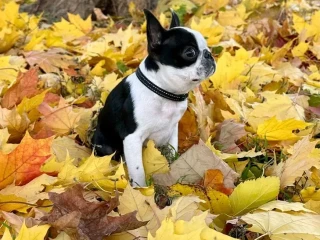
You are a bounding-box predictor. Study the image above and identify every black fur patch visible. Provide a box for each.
[91,77,137,160]
[146,28,199,72]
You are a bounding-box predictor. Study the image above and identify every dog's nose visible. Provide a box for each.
[203,49,212,59]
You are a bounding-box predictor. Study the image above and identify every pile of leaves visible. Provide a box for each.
[1,0,320,239]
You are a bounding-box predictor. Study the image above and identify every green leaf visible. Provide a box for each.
[229,176,280,216]
[309,95,320,107]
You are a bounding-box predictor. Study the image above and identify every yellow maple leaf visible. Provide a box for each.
[56,152,127,190]
[67,13,92,34]
[17,90,49,122]
[53,18,85,42]
[143,140,170,179]
[292,42,309,57]
[247,92,306,130]
[210,49,257,90]
[242,211,320,239]
[229,176,280,216]
[0,128,17,154]
[15,222,50,240]
[257,116,311,141]
[190,16,224,46]
[0,56,25,83]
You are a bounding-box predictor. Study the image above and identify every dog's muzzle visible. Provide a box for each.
[202,49,216,77]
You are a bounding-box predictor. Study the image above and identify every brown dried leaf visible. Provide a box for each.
[41,184,147,240]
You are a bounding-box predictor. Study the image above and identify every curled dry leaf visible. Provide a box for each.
[41,184,146,240]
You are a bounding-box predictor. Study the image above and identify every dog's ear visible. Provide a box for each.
[169,9,180,28]
[144,9,165,50]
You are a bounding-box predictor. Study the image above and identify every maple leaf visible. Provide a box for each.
[143,140,169,179]
[242,211,320,240]
[41,184,146,240]
[24,48,75,73]
[35,98,83,136]
[153,140,238,188]
[2,222,50,240]
[273,137,320,188]
[0,56,25,84]
[257,116,311,141]
[190,16,224,46]
[0,174,56,211]
[1,68,39,109]
[0,132,53,189]
[0,107,30,143]
[203,169,233,195]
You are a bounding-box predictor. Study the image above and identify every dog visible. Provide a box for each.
[92,9,216,187]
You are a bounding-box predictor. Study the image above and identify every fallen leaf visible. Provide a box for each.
[41,184,146,240]
[0,132,53,189]
[1,68,39,109]
[36,98,83,136]
[178,107,200,153]
[305,200,320,214]
[153,140,238,188]
[203,169,233,195]
[242,211,320,239]
[0,107,30,143]
[257,116,311,141]
[215,120,247,153]
[274,137,320,188]
[143,140,169,179]
[229,176,280,216]
[117,184,168,238]
[0,174,56,206]
[15,222,50,240]
[24,48,75,73]
[148,211,237,240]
[168,183,232,214]
[258,200,314,213]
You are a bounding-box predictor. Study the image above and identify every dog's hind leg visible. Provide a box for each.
[91,129,115,157]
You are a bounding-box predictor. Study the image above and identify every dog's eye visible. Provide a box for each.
[183,47,197,59]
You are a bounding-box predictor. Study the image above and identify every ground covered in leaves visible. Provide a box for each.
[1,0,320,239]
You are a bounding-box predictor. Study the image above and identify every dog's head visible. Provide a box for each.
[142,9,216,94]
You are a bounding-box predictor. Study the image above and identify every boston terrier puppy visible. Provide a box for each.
[92,9,216,187]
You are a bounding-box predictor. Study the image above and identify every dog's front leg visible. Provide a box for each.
[168,123,178,152]
[123,133,146,187]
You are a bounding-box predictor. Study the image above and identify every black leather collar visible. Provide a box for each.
[136,67,188,102]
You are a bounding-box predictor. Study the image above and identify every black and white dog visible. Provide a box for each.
[92,9,216,187]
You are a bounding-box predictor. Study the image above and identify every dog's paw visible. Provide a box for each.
[130,178,147,188]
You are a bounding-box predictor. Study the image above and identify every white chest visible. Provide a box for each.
[128,75,187,146]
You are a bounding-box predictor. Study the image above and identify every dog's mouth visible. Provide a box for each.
[192,79,200,82]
